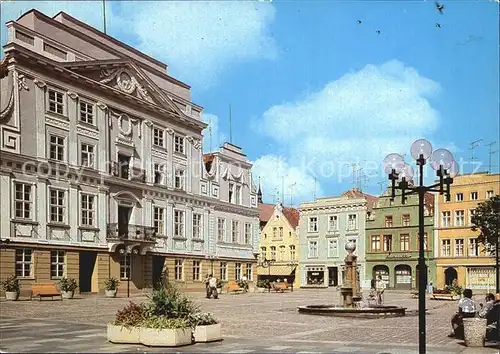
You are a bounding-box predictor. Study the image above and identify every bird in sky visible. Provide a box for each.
[436,23,441,28]
[357,20,362,24]
[435,2,444,14]
[376,30,381,34]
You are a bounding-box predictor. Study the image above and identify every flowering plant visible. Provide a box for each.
[188,312,218,326]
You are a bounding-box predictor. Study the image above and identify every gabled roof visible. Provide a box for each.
[61,59,185,117]
[258,203,299,228]
[341,188,378,212]
[258,203,274,223]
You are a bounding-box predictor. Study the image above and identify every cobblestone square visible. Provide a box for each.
[1,289,499,353]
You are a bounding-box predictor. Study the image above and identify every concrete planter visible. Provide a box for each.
[256,287,266,293]
[5,291,19,301]
[105,289,117,298]
[193,323,222,343]
[463,317,487,347]
[62,291,74,299]
[107,324,140,344]
[139,327,192,347]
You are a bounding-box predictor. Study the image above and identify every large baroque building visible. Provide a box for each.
[0,10,259,294]
[434,172,499,291]
[365,187,435,290]
[298,188,376,289]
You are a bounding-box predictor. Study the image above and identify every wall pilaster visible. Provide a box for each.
[33,79,46,159]
[96,102,108,174]
[36,177,48,239]
[0,172,11,239]
[69,182,79,241]
[98,187,108,245]
[67,91,78,165]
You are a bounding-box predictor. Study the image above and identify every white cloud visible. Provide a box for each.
[202,113,226,153]
[251,155,321,205]
[0,1,277,88]
[255,60,447,202]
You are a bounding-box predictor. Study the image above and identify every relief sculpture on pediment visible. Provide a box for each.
[99,68,154,103]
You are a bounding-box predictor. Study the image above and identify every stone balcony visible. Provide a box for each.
[106,223,156,243]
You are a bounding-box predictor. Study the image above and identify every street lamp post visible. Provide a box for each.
[254,253,275,292]
[383,139,457,354]
[118,244,139,298]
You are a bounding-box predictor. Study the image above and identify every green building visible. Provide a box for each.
[365,188,435,290]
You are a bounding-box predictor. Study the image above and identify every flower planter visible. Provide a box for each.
[107,324,140,344]
[105,289,117,298]
[256,287,266,293]
[5,291,19,301]
[463,317,487,347]
[193,323,222,343]
[139,327,192,347]
[62,291,74,299]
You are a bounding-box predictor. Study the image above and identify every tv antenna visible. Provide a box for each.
[288,182,297,207]
[485,141,498,173]
[469,139,483,166]
[377,180,386,193]
[313,177,317,200]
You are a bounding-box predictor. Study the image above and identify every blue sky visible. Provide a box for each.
[1,0,498,205]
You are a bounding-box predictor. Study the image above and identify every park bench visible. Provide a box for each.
[430,293,458,301]
[272,282,292,293]
[31,282,62,301]
[226,281,244,294]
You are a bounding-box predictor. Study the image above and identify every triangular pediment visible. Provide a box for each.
[62,59,183,116]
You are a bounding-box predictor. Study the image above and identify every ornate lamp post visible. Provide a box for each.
[383,139,457,354]
[117,243,139,298]
[254,253,275,292]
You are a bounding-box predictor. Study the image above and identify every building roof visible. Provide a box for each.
[341,188,379,212]
[258,203,299,228]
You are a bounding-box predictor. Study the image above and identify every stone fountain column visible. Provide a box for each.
[340,242,361,308]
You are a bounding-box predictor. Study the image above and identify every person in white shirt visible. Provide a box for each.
[207,274,218,299]
[375,276,386,305]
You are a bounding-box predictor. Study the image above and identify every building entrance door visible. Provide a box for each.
[118,206,131,238]
[328,267,338,286]
[79,251,97,293]
[152,255,166,287]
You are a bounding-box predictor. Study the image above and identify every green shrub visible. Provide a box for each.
[114,301,146,328]
[141,316,191,330]
[59,277,78,292]
[145,281,198,320]
[104,277,119,291]
[257,279,270,288]
[1,274,20,292]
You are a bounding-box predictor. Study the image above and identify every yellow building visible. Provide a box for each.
[435,172,499,292]
[257,201,300,288]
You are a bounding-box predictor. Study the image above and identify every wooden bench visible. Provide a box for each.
[431,293,458,301]
[226,281,244,294]
[272,282,291,293]
[31,283,62,301]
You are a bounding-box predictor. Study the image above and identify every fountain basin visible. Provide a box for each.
[297,305,406,318]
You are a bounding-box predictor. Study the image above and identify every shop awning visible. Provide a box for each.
[258,265,296,276]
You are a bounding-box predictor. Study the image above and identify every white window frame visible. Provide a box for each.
[270,246,277,260]
[308,217,318,232]
[442,211,451,227]
[80,193,96,227]
[231,220,239,243]
[441,239,451,257]
[174,169,185,190]
[235,185,241,205]
[228,183,234,203]
[235,262,242,280]
[455,238,465,257]
[400,234,410,251]
[327,238,339,258]
[217,218,226,242]
[456,193,464,202]
[174,259,184,280]
[192,213,202,239]
[308,240,318,258]
[219,262,228,281]
[192,260,201,281]
[245,263,252,280]
[14,182,33,220]
[153,163,164,185]
[371,235,381,252]
[486,190,494,199]
[80,143,96,168]
[153,206,165,235]
[328,215,338,232]
[120,254,130,280]
[15,248,32,278]
[153,127,165,148]
[454,210,465,227]
[260,247,267,260]
[174,135,185,154]
[289,245,296,260]
[347,214,357,230]
[51,250,65,279]
[49,188,67,224]
[174,210,185,238]
[49,134,66,161]
[468,238,479,257]
[47,88,65,115]
[244,223,252,244]
[279,245,286,261]
[79,100,94,125]
[468,209,476,226]
[470,191,478,200]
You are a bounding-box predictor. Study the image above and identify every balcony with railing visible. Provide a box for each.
[107,223,156,242]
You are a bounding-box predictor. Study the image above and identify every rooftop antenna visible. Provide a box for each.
[208,115,213,152]
[486,141,498,173]
[377,180,386,193]
[358,172,369,191]
[469,139,483,168]
[229,104,232,144]
[103,0,107,34]
[313,177,317,200]
[281,176,285,205]
[289,182,297,207]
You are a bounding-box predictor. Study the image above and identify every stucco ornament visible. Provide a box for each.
[0,72,14,121]
[99,68,153,103]
[18,74,29,91]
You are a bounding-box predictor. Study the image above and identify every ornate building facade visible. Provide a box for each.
[0,9,259,294]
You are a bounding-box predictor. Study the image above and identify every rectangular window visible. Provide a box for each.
[235,185,241,205]
[308,240,318,258]
[308,217,318,232]
[80,143,95,168]
[371,235,381,252]
[279,227,283,238]
[50,189,65,223]
[470,191,478,200]
[231,220,239,243]
[51,250,65,279]
[245,263,252,280]
[153,207,165,235]
[192,213,202,239]
[270,246,277,260]
[14,183,32,219]
[219,262,227,281]
[402,214,411,227]
[153,127,164,147]
[442,211,451,227]
[228,183,234,203]
[154,164,163,184]
[383,235,393,252]
[487,190,494,199]
[456,193,464,202]
[244,223,252,244]
[174,169,185,190]
[15,248,32,278]
[441,239,451,257]
[80,194,95,226]
[455,210,465,227]
[48,89,64,114]
[273,227,277,238]
[328,238,339,258]
[400,234,410,251]
[192,260,200,281]
[328,215,338,231]
[289,245,296,260]
[49,135,65,161]
[385,215,393,227]
[347,214,357,230]
[217,218,226,242]
[260,247,266,260]
[235,263,242,280]
[174,259,184,280]
[279,246,286,261]
[174,210,185,238]
[469,209,476,226]
[79,101,94,125]
[455,239,464,257]
[468,238,479,257]
[174,135,184,154]
[120,254,130,280]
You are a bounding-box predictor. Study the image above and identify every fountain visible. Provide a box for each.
[297,242,406,318]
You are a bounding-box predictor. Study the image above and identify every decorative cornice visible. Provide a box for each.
[33,78,46,88]
[67,91,79,100]
[152,148,169,160]
[166,128,175,135]
[46,116,70,130]
[77,126,99,139]
[96,102,108,110]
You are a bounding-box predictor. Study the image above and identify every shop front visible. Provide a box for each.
[303,265,326,287]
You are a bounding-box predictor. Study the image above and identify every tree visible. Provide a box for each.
[471,195,500,292]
